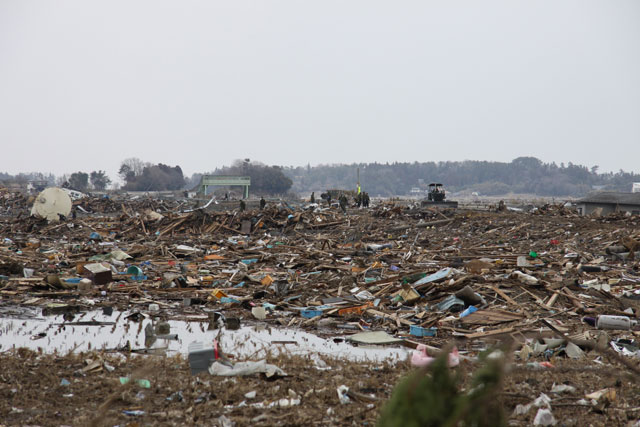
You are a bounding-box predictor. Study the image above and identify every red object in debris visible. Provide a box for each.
[550,239,560,245]
[358,319,371,328]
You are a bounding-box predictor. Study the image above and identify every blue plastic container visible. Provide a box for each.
[409,325,438,337]
[459,306,478,318]
[301,309,323,319]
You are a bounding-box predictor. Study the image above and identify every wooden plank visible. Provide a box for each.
[366,309,414,326]
[389,218,454,232]
[546,292,560,308]
[159,216,189,236]
[560,287,585,309]
[309,220,346,229]
[488,285,519,307]
[463,327,515,339]
[461,309,524,325]
[517,285,552,310]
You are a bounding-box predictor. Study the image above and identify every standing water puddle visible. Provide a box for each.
[0,308,409,363]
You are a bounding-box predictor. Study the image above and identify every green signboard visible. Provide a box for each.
[198,175,251,198]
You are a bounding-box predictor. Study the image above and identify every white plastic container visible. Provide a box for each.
[251,306,266,320]
[511,270,539,285]
[77,278,93,291]
[596,315,637,330]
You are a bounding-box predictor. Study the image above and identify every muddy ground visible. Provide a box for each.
[1,347,640,426]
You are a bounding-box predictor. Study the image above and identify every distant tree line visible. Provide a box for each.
[0,172,56,187]
[0,158,292,195]
[61,171,112,191]
[118,158,185,191]
[283,157,640,197]
[2,156,638,197]
[118,158,292,194]
[0,170,110,192]
[189,159,293,196]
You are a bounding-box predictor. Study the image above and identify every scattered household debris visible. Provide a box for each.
[1,190,640,424]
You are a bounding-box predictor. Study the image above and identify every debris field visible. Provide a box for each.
[2,191,640,426]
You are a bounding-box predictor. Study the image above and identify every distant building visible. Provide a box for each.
[633,183,640,193]
[576,192,640,216]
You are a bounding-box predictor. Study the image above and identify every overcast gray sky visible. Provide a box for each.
[1,0,639,183]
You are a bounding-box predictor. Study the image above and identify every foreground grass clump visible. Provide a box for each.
[378,350,506,427]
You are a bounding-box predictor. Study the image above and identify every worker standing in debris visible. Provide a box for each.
[363,192,370,208]
[240,200,246,212]
[260,197,266,210]
[310,192,315,204]
[339,193,347,214]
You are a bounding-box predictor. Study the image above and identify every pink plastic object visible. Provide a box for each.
[411,345,435,367]
[411,345,460,368]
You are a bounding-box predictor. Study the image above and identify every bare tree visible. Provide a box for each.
[119,158,148,182]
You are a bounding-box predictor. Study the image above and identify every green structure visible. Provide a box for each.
[197,175,251,198]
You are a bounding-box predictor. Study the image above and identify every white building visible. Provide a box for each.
[633,183,640,193]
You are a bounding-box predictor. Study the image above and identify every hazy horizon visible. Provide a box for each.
[2,1,639,182]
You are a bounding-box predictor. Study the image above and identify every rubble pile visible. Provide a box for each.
[2,190,640,425]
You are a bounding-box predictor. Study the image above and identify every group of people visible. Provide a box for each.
[314,190,370,213]
[355,191,370,208]
[237,191,370,213]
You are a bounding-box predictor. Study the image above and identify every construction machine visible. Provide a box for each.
[421,183,458,208]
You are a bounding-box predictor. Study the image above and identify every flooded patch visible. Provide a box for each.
[0,308,409,363]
